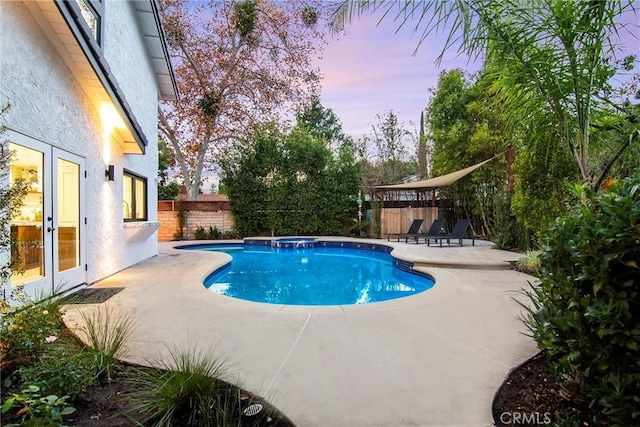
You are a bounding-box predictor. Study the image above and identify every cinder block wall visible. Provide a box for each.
[158,210,178,241]
[158,210,235,241]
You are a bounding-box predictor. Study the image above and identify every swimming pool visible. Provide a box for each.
[184,241,434,306]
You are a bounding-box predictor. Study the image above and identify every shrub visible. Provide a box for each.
[128,342,230,426]
[349,219,369,237]
[14,340,96,399]
[194,226,224,240]
[76,304,135,380]
[1,385,76,427]
[221,230,239,240]
[207,226,222,240]
[0,287,65,369]
[194,226,207,240]
[489,192,534,250]
[520,170,640,425]
[515,250,543,275]
[173,200,187,240]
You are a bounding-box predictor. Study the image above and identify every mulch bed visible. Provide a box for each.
[2,363,295,427]
[492,352,610,426]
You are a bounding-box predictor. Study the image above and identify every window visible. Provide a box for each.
[74,0,103,45]
[123,171,147,221]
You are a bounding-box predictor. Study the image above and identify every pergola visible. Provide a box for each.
[372,157,496,236]
[374,157,495,205]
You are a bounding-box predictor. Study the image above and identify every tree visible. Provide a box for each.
[355,110,417,187]
[427,70,473,178]
[416,111,429,179]
[426,69,513,237]
[222,124,360,236]
[331,0,639,190]
[157,139,179,200]
[159,0,327,199]
[295,96,353,150]
[222,124,279,236]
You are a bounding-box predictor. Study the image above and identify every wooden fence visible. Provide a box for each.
[380,207,439,238]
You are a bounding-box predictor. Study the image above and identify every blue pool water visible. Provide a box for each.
[191,244,434,305]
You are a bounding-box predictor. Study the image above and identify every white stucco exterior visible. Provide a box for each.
[0,0,176,295]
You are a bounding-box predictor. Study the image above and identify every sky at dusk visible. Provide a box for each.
[313,10,481,139]
[314,7,639,140]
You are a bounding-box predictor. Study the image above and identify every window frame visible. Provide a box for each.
[123,170,148,222]
[70,0,104,47]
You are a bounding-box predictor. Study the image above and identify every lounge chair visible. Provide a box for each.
[387,219,424,241]
[404,218,446,244]
[426,219,474,247]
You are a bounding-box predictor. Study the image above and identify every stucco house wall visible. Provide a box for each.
[0,0,176,294]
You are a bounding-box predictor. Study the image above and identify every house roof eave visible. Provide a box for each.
[133,1,179,102]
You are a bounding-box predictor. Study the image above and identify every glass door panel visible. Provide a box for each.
[56,158,80,272]
[9,143,45,286]
[5,134,85,303]
[52,148,85,290]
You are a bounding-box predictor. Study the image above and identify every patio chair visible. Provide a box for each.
[387,219,424,241]
[404,218,446,244]
[426,219,474,247]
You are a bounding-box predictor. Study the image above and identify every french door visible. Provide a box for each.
[7,133,86,301]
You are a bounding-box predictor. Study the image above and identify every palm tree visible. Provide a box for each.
[331,0,639,190]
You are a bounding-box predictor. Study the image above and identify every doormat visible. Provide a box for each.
[63,287,124,304]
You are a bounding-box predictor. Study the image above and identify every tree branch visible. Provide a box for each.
[593,129,639,191]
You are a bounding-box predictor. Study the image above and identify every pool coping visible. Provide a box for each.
[64,237,537,426]
[182,237,437,290]
[163,237,519,314]
[168,238,466,313]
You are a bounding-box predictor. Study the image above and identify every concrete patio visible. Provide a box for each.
[65,238,539,427]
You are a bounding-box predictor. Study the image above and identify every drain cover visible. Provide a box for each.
[243,403,263,416]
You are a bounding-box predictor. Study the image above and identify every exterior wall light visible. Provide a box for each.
[106,164,115,181]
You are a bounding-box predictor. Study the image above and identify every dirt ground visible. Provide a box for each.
[4,352,612,426]
[492,352,610,426]
[2,364,294,427]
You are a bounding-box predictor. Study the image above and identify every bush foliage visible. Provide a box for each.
[194,226,222,240]
[521,169,640,424]
[223,124,360,237]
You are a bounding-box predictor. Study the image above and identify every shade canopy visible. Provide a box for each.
[375,157,495,191]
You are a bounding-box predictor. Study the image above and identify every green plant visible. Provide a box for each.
[0,286,65,369]
[129,342,230,426]
[76,304,135,380]
[13,339,96,399]
[349,219,370,237]
[207,226,222,240]
[173,200,187,240]
[221,230,239,240]
[158,181,179,200]
[519,170,640,425]
[194,226,222,240]
[488,191,534,251]
[1,384,76,427]
[223,123,360,237]
[370,199,382,238]
[515,250,542,275]
[194,226,207,240]
[1,103,31,287]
